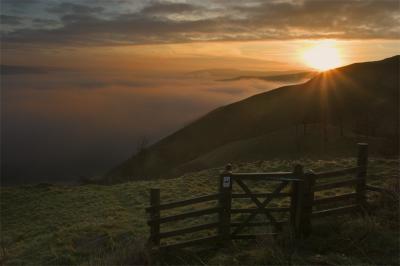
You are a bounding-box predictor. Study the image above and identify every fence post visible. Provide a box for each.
[150,188,160,247]
[302,171,315,237]
[218,164,232,245]
[290,164,304,240]
[356,143,368,209]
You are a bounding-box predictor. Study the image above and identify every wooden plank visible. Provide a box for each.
[235,178,279,227]
[366,185,392,194]
[366,185,383,193]
[231,172,297,181]
[314,167,359,179]
[231,233,277,240]
[159,235,220,250]
[158,222,219,239]
[230,220,288,227]
[313,178,358,192]
[232,192,290,199]
[147,207,221,225]
[146,193,220,212]
[232,172,293,177]
[231,207,289,213]
[312,204,359,218]
[231,181,289,236]
[313,193,357,205]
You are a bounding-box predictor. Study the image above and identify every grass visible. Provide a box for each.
[1,157,399,265]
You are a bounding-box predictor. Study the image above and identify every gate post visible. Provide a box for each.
[356,143,368,209]
[291,165,315,239]
[218,164,232,245]
[290,164,304,239]
[149,188,160,247]
[302,171,315,237]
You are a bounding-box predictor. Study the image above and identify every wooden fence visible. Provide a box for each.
[146,143,379,249]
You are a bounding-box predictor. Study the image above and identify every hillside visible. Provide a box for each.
[1,158,399,265]
[107,56,399,182]
[176,125,387,174]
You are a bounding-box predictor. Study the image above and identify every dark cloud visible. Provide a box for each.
[1,0,399,47]
[46,2,104,15]
[141,2,203,15]
[0,15,23,26]
[32,18,60,27]
[1,0,41,8]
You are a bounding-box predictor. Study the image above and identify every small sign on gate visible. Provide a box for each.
[223,176,231,188]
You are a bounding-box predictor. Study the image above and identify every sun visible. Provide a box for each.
[302,40,342,71]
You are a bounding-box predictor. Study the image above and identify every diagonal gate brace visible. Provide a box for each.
[232,180,289,236]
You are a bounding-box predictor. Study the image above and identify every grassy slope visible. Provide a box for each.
[177,125,387,174]
[1,157,399,265]
[108,56,399,181]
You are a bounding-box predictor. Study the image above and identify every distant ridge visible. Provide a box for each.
[107,55,399,183]
[186,68,311,81]
[219,71,316,82]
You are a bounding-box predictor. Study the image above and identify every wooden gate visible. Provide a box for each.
[219,165,301,241]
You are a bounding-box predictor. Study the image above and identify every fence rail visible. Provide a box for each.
[231,172,296,180]
[145,193,220,212]
[147,206,221,225]
[146,143,380,250]
[160,235,220,250]
[313,178,358,191]
[312,205,359,218]
[313,192,357,205]
[232,192,290,198]
[158,222,219,239]
[314,167,360,179]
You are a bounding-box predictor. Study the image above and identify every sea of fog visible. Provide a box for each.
[1,69,307,185]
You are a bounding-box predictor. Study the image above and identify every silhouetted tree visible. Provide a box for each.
[135,136,149,157]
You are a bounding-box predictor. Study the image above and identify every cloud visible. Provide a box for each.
[141,2,202,16]
[32,18,59,27]
[46,2,104,15]
[1,0,41,8]
[0,15,23,26]
[1,0,399,48]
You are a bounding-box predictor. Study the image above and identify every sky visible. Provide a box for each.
[1,0,400,184]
